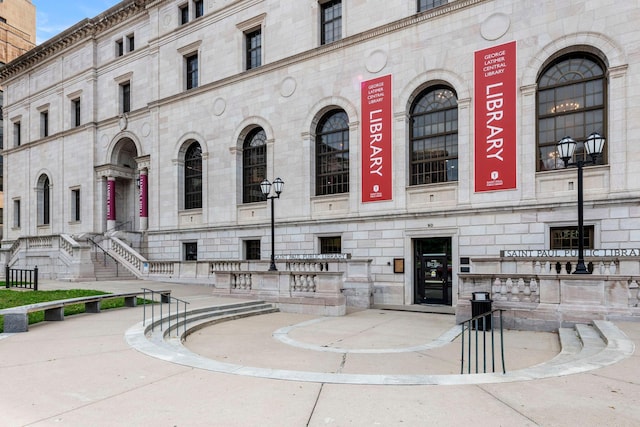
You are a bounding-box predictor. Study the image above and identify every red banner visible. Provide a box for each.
[139,173,148,218]
[106,178,116,221]
[361,75,392,202]
[474,41,517,192]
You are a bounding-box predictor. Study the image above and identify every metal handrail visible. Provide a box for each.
[107,220,132,232]
[142,288,190,338]
[460,309,506,375]
[87,237,120,275]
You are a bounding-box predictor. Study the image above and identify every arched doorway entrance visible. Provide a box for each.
[105,137,139,232]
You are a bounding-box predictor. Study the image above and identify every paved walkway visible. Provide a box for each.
[1,280,639,426]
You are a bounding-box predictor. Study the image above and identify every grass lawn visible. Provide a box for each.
[0,287,148,332]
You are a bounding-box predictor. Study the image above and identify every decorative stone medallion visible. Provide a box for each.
[480,13,511,41]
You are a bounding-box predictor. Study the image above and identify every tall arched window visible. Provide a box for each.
[38,175,51,225]
[409,86,458,185]
[184,142,202,209]
[242,127,267,203]
[316,109,349,196]
[537,53,607,170]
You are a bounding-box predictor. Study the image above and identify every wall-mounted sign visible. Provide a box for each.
[501,249,640,258]
[393,258,404,274]
[474,41,517,192]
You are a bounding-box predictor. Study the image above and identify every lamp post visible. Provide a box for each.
[556,132,605,274]
[260,177,284,271]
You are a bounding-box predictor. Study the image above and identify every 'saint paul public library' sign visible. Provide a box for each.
[501,249,640,258]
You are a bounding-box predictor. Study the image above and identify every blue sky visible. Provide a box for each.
[32,0,121,44]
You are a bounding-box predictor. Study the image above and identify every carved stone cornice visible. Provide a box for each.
[0,0,151,82]
[1,0,488,84]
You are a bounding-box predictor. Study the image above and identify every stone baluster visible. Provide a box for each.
[499,278,507,300]
[558,262,566,274]
[532,261,540,274]
[492,278,502,300]
[629,280,639,307]
[507,278,517,301]
[530,277,538,301]
[522,278,530,302]
[594,260,603,275]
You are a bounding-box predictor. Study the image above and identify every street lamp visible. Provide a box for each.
[260,177,284,271]
[556,132,606,274]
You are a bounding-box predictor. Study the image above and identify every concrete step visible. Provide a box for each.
[143,300,279,343]
[91,253,137,280]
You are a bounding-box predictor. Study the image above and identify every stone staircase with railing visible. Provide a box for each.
[91,251,137,281]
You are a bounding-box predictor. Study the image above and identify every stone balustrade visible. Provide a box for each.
[231,273,252,290]
[472,256,639,276]
[459,273,640,330]
[59,235,77,257]
[285,261,330,272]
[290,273,317,292]
[491,276,540,303]
[210,261,242,272]
[532,259,620,275]
[26,236,53,249]
[148,261,174,275]
[2,237,370,316]
[109,237,145,271]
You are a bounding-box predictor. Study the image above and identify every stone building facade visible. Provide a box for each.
[1,0,639,322]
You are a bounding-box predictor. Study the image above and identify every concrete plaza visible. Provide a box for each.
[1,280,638,426]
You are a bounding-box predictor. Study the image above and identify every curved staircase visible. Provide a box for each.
[125,301,635,385]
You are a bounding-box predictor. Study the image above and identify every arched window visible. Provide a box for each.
[184,142,202,209]
[242,127,267,203]
[537,53,607,171]
[38,175,51,225]
[316,109,349,196]
[409,86,458,185]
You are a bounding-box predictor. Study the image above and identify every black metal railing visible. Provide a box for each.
[5,266,39,291]
[142,288,189,338]
[108,220,133,233]
[460,309,506,374]
[88,237,121,275]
